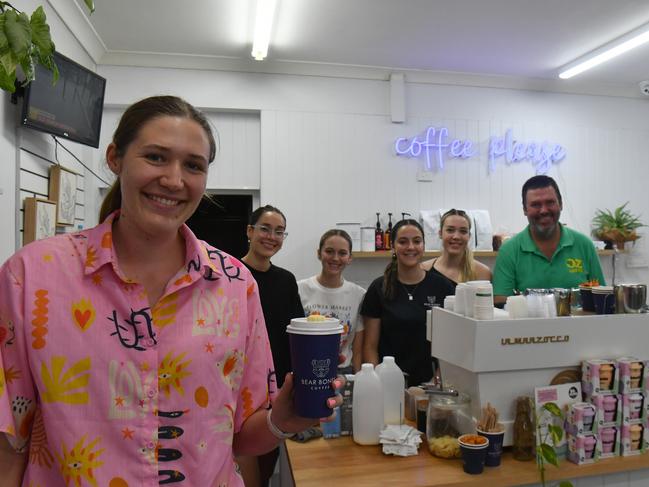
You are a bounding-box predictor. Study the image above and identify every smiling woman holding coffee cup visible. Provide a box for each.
[361,219,454,387]
[0,97,342,487]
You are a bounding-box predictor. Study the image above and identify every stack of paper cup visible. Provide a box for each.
[506,295,528,319]
[444,295,456,311]
[473,284,494,320]
[526,294,546,318]
[454,283,468,316]
[544,293,557,318]
[465,281,491,319]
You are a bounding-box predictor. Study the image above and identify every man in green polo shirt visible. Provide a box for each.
[493,175,605,303]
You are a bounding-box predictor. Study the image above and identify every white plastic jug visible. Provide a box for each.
[375,356,405,425]
[352,363,384,445]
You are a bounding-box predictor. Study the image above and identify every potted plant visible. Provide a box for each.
[536,402,573,487]
[592,202,645,250]
[0,1,94,92]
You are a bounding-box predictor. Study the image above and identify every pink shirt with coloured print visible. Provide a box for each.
[0,212,276,486]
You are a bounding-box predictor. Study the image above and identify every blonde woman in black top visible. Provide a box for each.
[421,209,492,287]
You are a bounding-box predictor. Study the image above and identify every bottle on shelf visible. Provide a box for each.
[375,213,384,251]
[512,396,535,461]
[375,356,405,425]
[384,212,393,250]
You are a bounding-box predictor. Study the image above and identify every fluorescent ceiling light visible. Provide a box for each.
[251,0,278,61]
[559,22,649,79]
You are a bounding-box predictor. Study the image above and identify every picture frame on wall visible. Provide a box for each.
[23,197,57,245]
[49,165,77,226]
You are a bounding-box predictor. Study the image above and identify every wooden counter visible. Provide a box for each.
[284,435,649,487]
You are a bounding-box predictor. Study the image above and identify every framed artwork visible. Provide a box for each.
[23,198,57,245]
[49,165,78,226]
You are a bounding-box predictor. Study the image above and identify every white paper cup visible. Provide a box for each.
[444,296,456,310]
[455,283,469,316]
[506,295,528,319]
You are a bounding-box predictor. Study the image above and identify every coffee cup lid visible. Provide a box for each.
[592,286,614,293]
[286,317,343,335]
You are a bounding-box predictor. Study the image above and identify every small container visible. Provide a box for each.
[600,427,617,454]
[630,424,643,450]
[426,389,472,458]
[584,435,597,458]
[512,396,535,461]
[628,393,644,420]
[570,288,582,312]
[579,285,595,312]
[458,434,489,474]
[553,288,571,316]
[416,398,429,433]
[630,362,644,389]
[603,395,618,422]
[321,407,341,438]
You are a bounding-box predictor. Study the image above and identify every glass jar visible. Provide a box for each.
[426,390,472,459]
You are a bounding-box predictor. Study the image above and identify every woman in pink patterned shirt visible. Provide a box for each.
[0,96,341,486]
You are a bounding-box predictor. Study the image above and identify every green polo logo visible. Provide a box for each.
[566,258,583,273]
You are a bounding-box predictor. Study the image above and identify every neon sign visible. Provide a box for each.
[395,127,566,174]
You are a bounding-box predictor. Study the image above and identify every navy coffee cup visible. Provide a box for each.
[287,317,343,418]
[592,286,615,315]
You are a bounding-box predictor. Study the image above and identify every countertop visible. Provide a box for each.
[285,435,649,487]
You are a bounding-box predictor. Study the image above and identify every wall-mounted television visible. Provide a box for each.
[21,51,106,148]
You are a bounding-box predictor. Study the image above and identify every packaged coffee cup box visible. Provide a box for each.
[567,433,599,465]
[616,357,649,394]
[591,394,622,430]
[620,423,648,456]
[621,392,648,425]
[596,426,620,459]
[582,359,618,398]
[565,402,596,436]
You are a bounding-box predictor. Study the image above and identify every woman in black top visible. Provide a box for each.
[239,205,304,487]
[361,219,454,387]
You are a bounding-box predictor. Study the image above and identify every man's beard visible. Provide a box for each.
[531,217,559,240]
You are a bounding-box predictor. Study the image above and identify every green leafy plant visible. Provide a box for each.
[0,1,94,92]
[536,402,573,487]
[592,202,645,245]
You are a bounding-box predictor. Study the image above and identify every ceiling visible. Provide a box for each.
[69,0,649,97]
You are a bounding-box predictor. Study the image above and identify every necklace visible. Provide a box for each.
[400,281,422,301]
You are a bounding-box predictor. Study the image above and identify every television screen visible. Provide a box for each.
[21,51,106,148]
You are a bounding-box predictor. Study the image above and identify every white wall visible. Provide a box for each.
[98,65,649,287]
[0,1,99,262]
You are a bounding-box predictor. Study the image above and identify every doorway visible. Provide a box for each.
[186,194,252,259]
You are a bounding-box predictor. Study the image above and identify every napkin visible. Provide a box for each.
[379,424,422,457]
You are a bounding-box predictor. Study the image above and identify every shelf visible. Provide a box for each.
[353,249,619,259]
[355,250,495,259]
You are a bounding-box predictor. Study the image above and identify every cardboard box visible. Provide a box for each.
[535,382,582,460]
[591,394,622,431]
[567,433,599,465]
[617,357,649,394]
[582,359,618,397]
[620,423,648,456]
[565,402,596,436]
[596,426,620,459]
[621,392,648,425]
